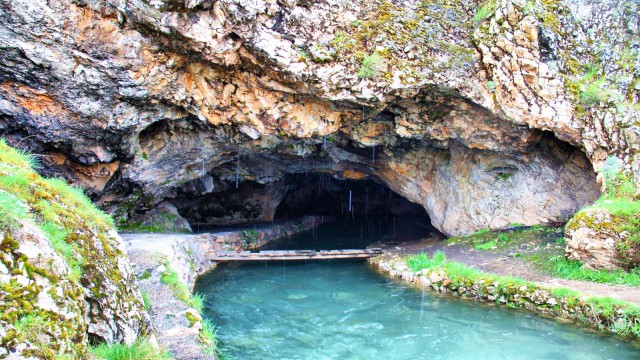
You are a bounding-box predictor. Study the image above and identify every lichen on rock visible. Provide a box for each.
[0,140,152,358]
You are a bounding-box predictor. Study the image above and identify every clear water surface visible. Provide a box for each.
[195,227,640,360]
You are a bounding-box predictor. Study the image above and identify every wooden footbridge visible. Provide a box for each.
[206,248,383,261]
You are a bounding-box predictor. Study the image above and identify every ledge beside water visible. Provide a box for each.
[120,216,329,359]
[369,253,640,341]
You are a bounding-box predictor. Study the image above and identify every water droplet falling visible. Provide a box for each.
[235,153,240,189]
[372,146,375,164]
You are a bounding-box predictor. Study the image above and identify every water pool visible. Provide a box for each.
[196,260,640,360]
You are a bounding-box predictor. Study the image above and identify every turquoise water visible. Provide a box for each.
[196,261,640,360]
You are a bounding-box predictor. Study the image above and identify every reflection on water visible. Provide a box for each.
[196,261,640,360]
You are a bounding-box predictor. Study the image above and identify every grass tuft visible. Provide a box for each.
[0,139,38,169]
[15,313,48,345]
[142,291,152,311]
[357,53,384,79]
[160,261,204,311]
[91,339,172,360]
[549,256,640,286]
[200,319,220,356]
[407,251,446,271]
[472,1,496,22]
[0,190,29,229]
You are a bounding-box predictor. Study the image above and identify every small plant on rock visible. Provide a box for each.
[357,53,384,79]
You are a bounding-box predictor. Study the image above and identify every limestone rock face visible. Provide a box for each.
[378,138,599,236]
[565,209,621,270]
[136,202,193,233]
[0,0,637,234]
[0,223,87,359]
[0,140,152,357]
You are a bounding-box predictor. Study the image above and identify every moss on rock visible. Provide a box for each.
[0,139,152,358]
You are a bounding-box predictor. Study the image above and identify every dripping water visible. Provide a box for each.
[235,153,240,189]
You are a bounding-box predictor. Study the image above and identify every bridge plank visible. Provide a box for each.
[206,248,383,261]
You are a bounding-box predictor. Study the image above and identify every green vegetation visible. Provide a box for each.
[323,0,475,84]
[448,221,640,286]
[403,252,640,337]
[160,261,203,311]
[142,292,152,311]
[568,156,640,270]
[407,250,447,270]
[475,240,497,250]
[91,339,172,360]
[159,260,221,357]
[0,190,28,229]
[0,139,150,358]
[200,319,220,356]
[0,139,114,284]
[357,53,384,79]
[140,270,152,280]
[447,225,561,251]
[547,257,640,286]
[567,65,623,108]
[241,229,260,249]
[550,287,581,299]
[14,313,49,348]
[472,1,496,22]
[495,172,512,181]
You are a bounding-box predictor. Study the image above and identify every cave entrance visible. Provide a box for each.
[266,172,439,250]
[175,171,440,250]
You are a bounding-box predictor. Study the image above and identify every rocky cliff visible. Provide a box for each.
[0,0,638,235]
[0,141,151,358]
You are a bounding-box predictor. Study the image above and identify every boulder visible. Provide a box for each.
[565,208,621,270]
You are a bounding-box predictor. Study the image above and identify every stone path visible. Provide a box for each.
[122,234,216,360]
[381,236,640,304]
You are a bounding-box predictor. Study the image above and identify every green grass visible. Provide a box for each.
[591,198,640,217]
[142,292,152,311]
[91,339,172,360]
[357,53,384,79]
[407,250,446,270]
[0,140,116,284]
[0,190,28,229]
[200,319,220,356]
[159,261,223,357]
[567,157,640,271]
[45,177,114,228]
[15,313,48,345]
[549,257,640,286]
[0,139,38,169]
[39,220,82,282]
[1,139,140,358]
[472,1,496,22]
[551,287,581,299]
[447,226,562,252]
[475,240,497,250]
[160,261,204,312]
[401,252,640,337]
